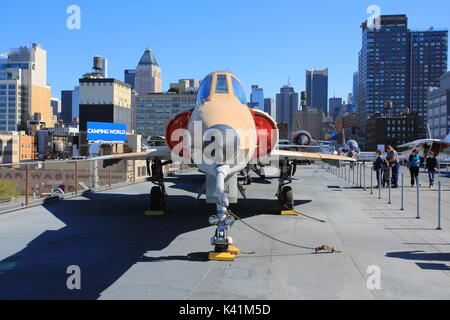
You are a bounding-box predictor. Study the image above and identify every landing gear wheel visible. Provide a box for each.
[280,186,294,210]
[214,244,229,253]
[150,186,165,211]
[245,175,252,186]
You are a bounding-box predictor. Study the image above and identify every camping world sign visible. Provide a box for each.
[87,122,127,142]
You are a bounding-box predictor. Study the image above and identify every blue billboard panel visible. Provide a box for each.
[87,122,127,142]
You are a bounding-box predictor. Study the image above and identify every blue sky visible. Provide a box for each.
[1,0,449,102]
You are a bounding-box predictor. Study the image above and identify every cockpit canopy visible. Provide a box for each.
[197,72,247,105]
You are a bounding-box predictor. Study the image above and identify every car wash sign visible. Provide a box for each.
[87,122,127,142]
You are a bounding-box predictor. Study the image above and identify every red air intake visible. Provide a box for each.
[251,110,278,158]
[165,111,192,156]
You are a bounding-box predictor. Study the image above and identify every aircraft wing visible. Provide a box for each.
[88,147,172,162]
[263,150,356,164]
[397,139,438,148]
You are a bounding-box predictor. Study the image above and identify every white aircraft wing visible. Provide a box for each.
[264,150,356,163]
[397,139,439,149]
[89,147,172,162]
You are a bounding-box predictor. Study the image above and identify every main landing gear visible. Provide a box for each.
[146,159,171,216]
[277,159,298,215]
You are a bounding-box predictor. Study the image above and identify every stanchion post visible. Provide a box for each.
[371,167,374,195]
[437,181,442,230]
[401,174,405,211]
[353,164,355,185]
[416,175,421,219]
[378,170,382,200]
[361,162,363,188]
[363,162,366,191]
[388,169,392,205]
[356,163,359,187]
[109,165,112,189]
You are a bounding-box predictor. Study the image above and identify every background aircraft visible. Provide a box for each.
[397,133,450,159]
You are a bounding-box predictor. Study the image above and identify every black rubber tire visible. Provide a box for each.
[215,244,229,253]
[150,186,165,211]
[280,186,294,210]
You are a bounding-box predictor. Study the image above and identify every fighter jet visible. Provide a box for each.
[278,130,335,154]
[92,72,355,260]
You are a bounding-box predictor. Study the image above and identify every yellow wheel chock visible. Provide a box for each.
[209,246,241,261]
[281,210,300,216]
[145,210,165,216]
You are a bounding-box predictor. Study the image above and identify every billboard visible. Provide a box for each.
[87,122,127,142]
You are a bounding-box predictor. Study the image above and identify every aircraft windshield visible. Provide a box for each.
[232,77,247,105]
[197,76,212,105]
[215,74,229,94]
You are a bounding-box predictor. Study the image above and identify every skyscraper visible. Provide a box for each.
[0,44,54,131]
[352,72,359,104]
[134,48,162,95]
[427,71,450,139]
[305,69,329,116]
[409,29,448,137]
[276,85,299,130]
[329,97,343,120]
[249,85,264,111]
[264,98,275,118]
[61,90,73,124]
[358,14,448,138]
[124,69,136,90]
[51,97,61,118]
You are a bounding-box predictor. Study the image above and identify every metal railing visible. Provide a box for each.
[326,160,448,231]
[0,158,184,214]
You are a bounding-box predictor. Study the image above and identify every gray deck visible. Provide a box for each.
[0,165,449,300]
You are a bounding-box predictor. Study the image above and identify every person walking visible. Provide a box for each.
[408,149,421,187]
[425,151,438,188]
[386,145,400,188]
[373,150,387,188]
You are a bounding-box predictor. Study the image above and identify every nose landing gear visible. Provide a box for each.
[209,169,240,261]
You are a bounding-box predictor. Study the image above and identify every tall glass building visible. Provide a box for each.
[276,85,299,130]
[357,15,448,138]
[249,85,264,111]
[305,69,329,116]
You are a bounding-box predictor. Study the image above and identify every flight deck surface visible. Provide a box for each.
[0,166,449,300]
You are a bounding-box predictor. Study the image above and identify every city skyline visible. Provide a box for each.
[1,1,449,103]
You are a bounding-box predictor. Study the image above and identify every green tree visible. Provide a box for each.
[0,180,19,203]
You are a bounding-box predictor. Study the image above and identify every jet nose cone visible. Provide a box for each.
[203,124,241,164]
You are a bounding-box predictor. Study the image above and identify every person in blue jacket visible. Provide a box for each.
[408,149,421,187]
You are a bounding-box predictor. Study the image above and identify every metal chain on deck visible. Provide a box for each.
[227,210,342,254]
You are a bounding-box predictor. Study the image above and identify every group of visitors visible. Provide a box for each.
[372,146,438,189]
[372,146,400,189]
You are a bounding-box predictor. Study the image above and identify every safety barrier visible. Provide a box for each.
[327,161,447,231]
[0,159,186,215]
